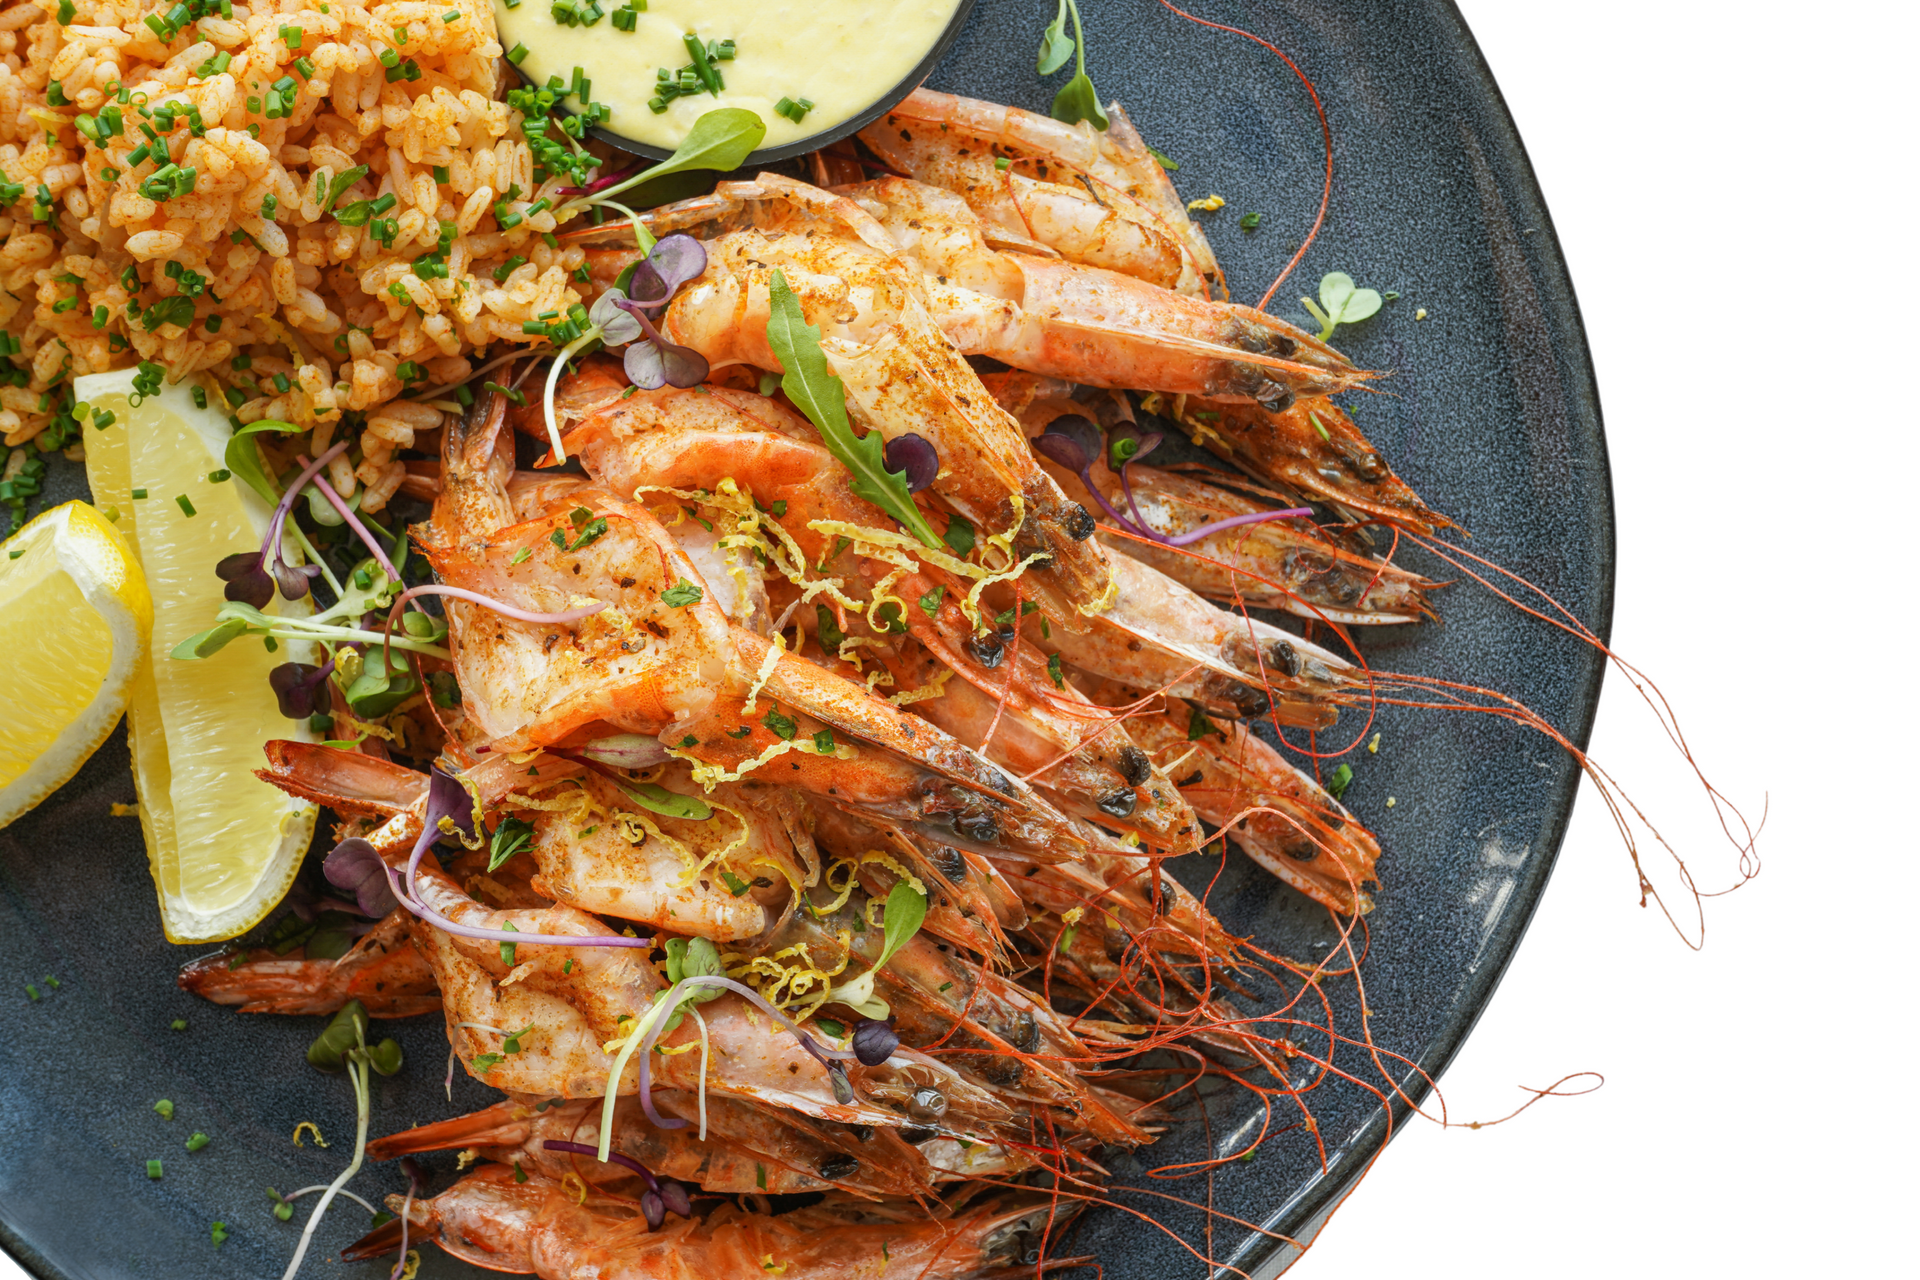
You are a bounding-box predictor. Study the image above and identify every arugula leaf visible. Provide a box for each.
[223,419,303,503]
[1300,272,1384,343]
[632,108,765,187]
[1036,0,1074,74]
[1048,0,1107,130]
[764,270,943,549]
[613,779,713,821]
[488,815,534,872]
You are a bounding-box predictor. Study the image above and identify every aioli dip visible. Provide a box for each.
[496,0,964,153]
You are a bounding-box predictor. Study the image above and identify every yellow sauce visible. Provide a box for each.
[496,0,964,153]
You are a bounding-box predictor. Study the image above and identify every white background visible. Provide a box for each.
[1296,1,1918,1276]
[2,3,1911,1279]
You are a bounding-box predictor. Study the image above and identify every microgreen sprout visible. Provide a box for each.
[278,1001,400,1280]
[541,234,709,461]
[1033,414,1312,546]
[1301,272,1384,343]
[213,441,346,608]
[826,880,928,1020]
[1040,0,1106,129]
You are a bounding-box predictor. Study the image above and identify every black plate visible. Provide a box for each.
[0,1,1608,1275]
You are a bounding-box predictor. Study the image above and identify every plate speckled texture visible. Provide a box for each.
[0,1,1607,1276]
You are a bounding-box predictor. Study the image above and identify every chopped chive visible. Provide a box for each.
[185,1132,210,1151]
[506,41,528,63]
[131,488,147,499]
[174,494,196,516]
[146,1159,164,1179]
[154,1098,175,1120]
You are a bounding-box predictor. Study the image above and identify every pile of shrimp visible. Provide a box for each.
[182,90,1455,1279]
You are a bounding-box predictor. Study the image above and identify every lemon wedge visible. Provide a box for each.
[77,368,319,943]
[0,500,153,829]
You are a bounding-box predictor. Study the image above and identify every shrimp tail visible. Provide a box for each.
[366,1099,530,1162]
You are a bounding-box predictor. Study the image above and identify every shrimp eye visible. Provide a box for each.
[907,1086,949,1122]
[1116,745,1151,787]
[1096,788,1137,818]
[1062,502,1096,542]
[953,812,1000,845]
[1258,385,1296,413]
[1269,638,1302,678]
[817,1155,860,1180]
[964,632,1006,669]
[1153,882,1180,915]
[1007,1010,1040,1053]
[932,846,967,883]
[1285,838,1321,863]
[898,1125,939,1144]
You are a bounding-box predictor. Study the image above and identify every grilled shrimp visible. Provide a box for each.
[346,1162,1067,1280]
[367,1094,937,1199]
[842,174,1359,408]
[860,87,1223,296]
[568,197,1118,627]
[252,743,790,941]
[427,389,1090,865]
[1019,549,1359,724]
[176,909,438,1017]
[1108,690,1381,915]
[1157,393,1453,534]
[996,376,1439,623]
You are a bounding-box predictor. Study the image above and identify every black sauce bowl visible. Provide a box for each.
[518,0,978,168]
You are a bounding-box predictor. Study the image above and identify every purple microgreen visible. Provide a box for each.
[881,434,939,494]
[851,1015,899,1067]
[215,550,275,608]
[1032,414,1103,475]
[323,838,399,917]
[268,657,335,719]
[217,440,348,606]
[616,301,709,390]
[1033,415,1313,547]
[643,234,705,296]
[539,1139,691,1227]
[588,291,642,347]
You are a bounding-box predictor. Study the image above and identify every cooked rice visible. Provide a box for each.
[0,0,590,509]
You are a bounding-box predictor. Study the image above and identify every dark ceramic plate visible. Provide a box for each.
[0,0,1607,1276]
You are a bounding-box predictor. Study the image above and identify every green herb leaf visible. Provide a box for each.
[812,728,835,754]
[719,869,751,896]
[1186,704,1223,741]
[1303,272,1384,342]
[170,617,253,660]
[1047,0,1107,130]
[917,585,944,617]
[625,106,765,191]
[876,880,928,971]
[306,1000,368,1071]
[761,707,798,740]
[660,578,703,607]
[613,778,713,821]
[815,605,846,650]
[662,937,726,1003]
[815,1016,846,1038]
[1047,652,1065,689]
[1145,142,1179,170]
[488,815,534,871]
[942,514,975,557]
[470,1052,502,1074]
[223,419,302,502]
[764,270,943,549]
[1239,211,1264,231]
[1035,0,1074,74]
[1326,762,1354,801]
